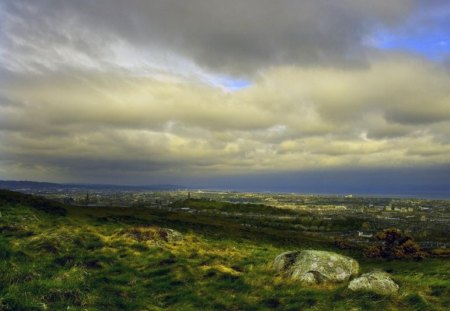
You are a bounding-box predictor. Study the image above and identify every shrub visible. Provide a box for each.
[364,228,425,259]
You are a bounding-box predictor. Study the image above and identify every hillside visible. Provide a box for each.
[0,191,449,310]
[0,189,67,215]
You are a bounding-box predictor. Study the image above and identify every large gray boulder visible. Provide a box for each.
[273,250,359,285]
[348,271,399,295]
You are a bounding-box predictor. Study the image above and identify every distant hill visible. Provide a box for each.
[0,189,67,215]
[0,180,184,192]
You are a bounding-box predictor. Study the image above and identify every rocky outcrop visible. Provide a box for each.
[273,250,359,285]
[348,271,399,295]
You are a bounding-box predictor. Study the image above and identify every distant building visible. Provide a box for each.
[358,231,373,238]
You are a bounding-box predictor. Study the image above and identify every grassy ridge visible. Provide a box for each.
[0,193,449,310]
[0,189,66,216]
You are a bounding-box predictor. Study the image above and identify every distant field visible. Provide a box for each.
[0,192,449,310]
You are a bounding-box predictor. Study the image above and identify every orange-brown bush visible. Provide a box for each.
[364,228,425,259]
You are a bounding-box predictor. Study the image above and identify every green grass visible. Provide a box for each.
[0,195,449,310]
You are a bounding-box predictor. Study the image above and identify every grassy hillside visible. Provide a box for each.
[0,189,66,215]
[0,192,449,310]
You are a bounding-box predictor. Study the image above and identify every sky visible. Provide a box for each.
[0,0,449,196]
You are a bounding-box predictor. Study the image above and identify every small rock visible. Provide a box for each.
[160,228,183,242]
[348,271,399,295]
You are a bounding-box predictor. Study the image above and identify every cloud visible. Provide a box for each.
[1,53,450,182]
[0,0,449,185]
[1,0,416,75]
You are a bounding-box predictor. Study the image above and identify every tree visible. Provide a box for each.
[364,228,425,259]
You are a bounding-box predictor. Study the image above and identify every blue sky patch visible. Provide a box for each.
[214,76,252,91]
[370,29,450,60]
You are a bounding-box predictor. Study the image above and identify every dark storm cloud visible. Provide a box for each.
[1,0,415,74]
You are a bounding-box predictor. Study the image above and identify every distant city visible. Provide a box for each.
[1,180,449,250]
